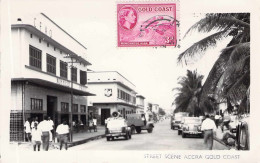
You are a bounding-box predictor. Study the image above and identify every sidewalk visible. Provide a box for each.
[213,126,235,150]
[10,125,105,151]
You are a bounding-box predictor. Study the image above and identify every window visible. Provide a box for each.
[71,67,77,82]
[46,54,56,74]
[80,105,86,113]
[30,34,33,38]
[80,70,87,85]
[73,104,78,113]
[29,45,42,69]
[39,38,41,43]
[60,50,62,54]
[54,47,56,51]
[61,102,69,112]
[47,43,49,47]
[60,61,68,78]
[31,98,43,110]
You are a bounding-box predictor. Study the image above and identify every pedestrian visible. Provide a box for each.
[214,113,220,128]
[31,123,42,151]
[201,114,217,150]
[48,116,54,142]
[24,118,31,142]
[38,115,52,151]
[56,119,70,150]
[88,119,94,132]
[31,117,39,130]
[141,114,146,126]
[93,116,97,132]
[221,114,231,132]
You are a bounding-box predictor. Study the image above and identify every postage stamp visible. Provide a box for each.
[117,3,178,47]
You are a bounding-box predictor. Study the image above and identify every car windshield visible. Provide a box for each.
[184,118,201,124]
[107,119,126,128]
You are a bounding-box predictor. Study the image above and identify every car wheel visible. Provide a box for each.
[136,127,141,134]
[129,133,132,139]
[106,137,110,141]
[178,130,181,135]
[147,127,153,133]
[125,134,129,140]
[182,133,186,138]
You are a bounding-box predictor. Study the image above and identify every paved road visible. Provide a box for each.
[71,118,228,150]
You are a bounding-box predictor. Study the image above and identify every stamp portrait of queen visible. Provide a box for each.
[118,6,137,30]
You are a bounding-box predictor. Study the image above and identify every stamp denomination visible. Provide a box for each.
[117,3,178,47]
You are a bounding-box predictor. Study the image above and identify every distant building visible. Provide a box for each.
[136,95,145,114]
[10,13,94,141]
[152,104,159,114]
[87,71,137,125]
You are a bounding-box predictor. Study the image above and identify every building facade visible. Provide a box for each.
[136,95,145,114]
[87,71,137,125]
[10,13,93,141]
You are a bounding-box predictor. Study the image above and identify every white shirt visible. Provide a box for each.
[56,124,70,135]
[93,119,97,125]
[24,121,31,133]
[31,121,39,129]
[38,120,52,132]
[31,128,42,141]
[215,115,220,120]
[201,118,217,131]
[48,120,54,130]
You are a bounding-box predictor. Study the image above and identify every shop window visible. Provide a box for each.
[73,104,78,113]
[61,102,69,112]
[60,61,68,78]
[46,54,56,75]
[71,67,77,82]
[29,45,42,69]
[80,70,87,85]
[80,105,86,113]
[31,98,43,110]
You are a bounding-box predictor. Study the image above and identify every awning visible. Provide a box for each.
[12,78,95,96]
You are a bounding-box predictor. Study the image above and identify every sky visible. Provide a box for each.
[9,0,237,112]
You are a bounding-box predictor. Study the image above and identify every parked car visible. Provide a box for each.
[172,112,189,130]
[236,115,250,150]
[181,117,203,138]
[105,112,132,141]
[228,115,239,133]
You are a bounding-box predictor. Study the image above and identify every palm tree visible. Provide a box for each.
[173,70,204,116]
[178,13,250,113]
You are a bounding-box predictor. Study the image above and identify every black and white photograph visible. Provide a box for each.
[0,0,259,162]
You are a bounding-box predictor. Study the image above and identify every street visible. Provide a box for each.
[70,118,228,150]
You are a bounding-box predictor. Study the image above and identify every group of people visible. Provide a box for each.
[24,116,70,151]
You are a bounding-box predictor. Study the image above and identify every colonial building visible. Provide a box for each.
[87,71,137,125]
[136,94,145,114]
[10,13,94,141]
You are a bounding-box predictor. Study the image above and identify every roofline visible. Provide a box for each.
[12,24,91,66]
[88,81,137,93]
[136,95,146,99]
[40,13,87,50]
[88,71,136,87]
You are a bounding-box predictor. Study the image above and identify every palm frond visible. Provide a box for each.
[184,14,250,37]
[178,30,229,64]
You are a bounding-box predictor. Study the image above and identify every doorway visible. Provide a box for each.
[47,96,57,127]
[101,108,110,125]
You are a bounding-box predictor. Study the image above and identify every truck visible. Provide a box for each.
[171,112,189,130]
[105,112,132,141]
[126,113,154,134]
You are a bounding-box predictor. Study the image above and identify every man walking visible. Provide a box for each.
[56,119,70,150]
[201,114,217,150]
[93,116,97,132]
[38,115,52,151]
[48,116,54,142]
[24,118,31,142]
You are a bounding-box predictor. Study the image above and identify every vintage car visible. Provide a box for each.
[181,117,203,138]
[105,112,132,141]
[172,112,189,130]
[228,115,239,133]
